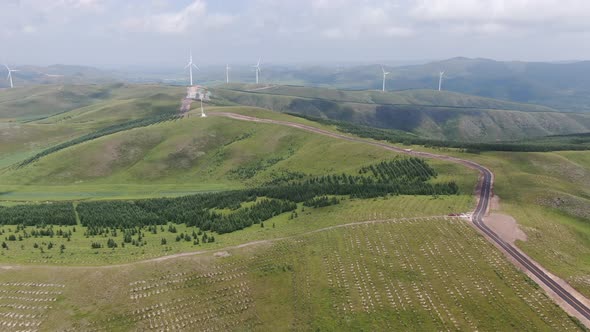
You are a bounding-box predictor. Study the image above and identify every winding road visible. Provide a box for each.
[210,111,590,325]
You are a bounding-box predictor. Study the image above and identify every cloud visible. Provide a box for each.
[121,0,234,34]
[412,0,590,28]
[2,0,590,65]
[249,1,413,40]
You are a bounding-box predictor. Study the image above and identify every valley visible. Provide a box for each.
[0,84,589,330]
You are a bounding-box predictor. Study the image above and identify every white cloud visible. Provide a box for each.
[2,0,590,64]
[412,0,590,25]
[121,0,234,34]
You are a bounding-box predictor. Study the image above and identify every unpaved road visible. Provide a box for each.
[209,111,590,326]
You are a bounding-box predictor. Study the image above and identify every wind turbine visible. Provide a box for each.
[438,71,445,91]
[381,66,390,92]
[4,64,19,89]
[253,57,261,84]
[184,49,199,86]
[226,64,230,84]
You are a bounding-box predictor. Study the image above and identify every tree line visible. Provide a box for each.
[0,157,458,234]
[0,203,76,226]
[18,113,179,167]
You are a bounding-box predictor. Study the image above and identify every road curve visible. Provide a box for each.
[210,111,590,324]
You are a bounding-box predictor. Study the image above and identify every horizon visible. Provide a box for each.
[2,1,590,66]
[7,56,590,71]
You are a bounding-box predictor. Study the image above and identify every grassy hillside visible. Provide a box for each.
[0,83,184,121]
[477,151,590,298]
[214,85,590,141]
[0,84,186,169]
[0,107,475,201]
[0,87,588,328]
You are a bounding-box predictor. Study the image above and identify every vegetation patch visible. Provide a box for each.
[290,113,590,152]
[1,157,457,237]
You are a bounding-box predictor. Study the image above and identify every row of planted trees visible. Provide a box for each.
[0,157,459,235]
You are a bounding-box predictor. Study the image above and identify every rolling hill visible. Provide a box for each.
[0,106,474,201]
[5,58,590,114]
[222,58,590,112]
[214,84,590,141]
[1,83,589,329]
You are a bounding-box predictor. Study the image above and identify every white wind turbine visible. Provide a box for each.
[438,71,445,91]
[381,66,390,92]
[253,57,262,84]
[184,49,199,86]
[226,64,230,84]
[4,64,19,89]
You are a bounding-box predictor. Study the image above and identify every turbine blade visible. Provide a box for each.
[184,63,190,69]
[193,64,200,70]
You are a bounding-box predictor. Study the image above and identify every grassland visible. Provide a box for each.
[0,195,473,266]
[0,104,476,266]
[0,84,185,171]
[0,217,583,331]
[0,108,475,201]
[1,83,589,329]
[458,150,590,299]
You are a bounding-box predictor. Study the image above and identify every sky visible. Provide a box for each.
[1,0,590,67]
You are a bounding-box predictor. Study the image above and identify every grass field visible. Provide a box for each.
[0,195,473,265]
[1,83,589,330]
[0,217,583,331]
[393,145,590,299]
[0,108,476,201]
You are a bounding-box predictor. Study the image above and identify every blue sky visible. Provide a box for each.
[1,0,590,67]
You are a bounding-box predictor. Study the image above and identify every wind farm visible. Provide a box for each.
[2,1,590,331]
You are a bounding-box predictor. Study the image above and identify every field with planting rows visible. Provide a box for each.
[0,217,582,331]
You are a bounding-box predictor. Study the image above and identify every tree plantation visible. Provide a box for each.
[0,158,458,248]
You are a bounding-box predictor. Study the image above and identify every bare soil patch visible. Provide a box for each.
[485,213,527,244]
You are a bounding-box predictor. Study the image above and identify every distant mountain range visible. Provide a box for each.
[3,57,590,112]
[214,84,590,142]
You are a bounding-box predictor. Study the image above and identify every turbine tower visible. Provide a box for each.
[381,66,390,92]
[438,71,445,91]
[4,64,18,89]
[198,89,211,118]
[184,49,199,86]
[253,57,261,84]
[226,64,230,84]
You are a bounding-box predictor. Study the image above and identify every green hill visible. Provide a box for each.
[214,85,590,141]
[0,84,186,169]
[0,107,473,201]
[1,83,589,329]
[0,83,185,121]
[216,58,590,112]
